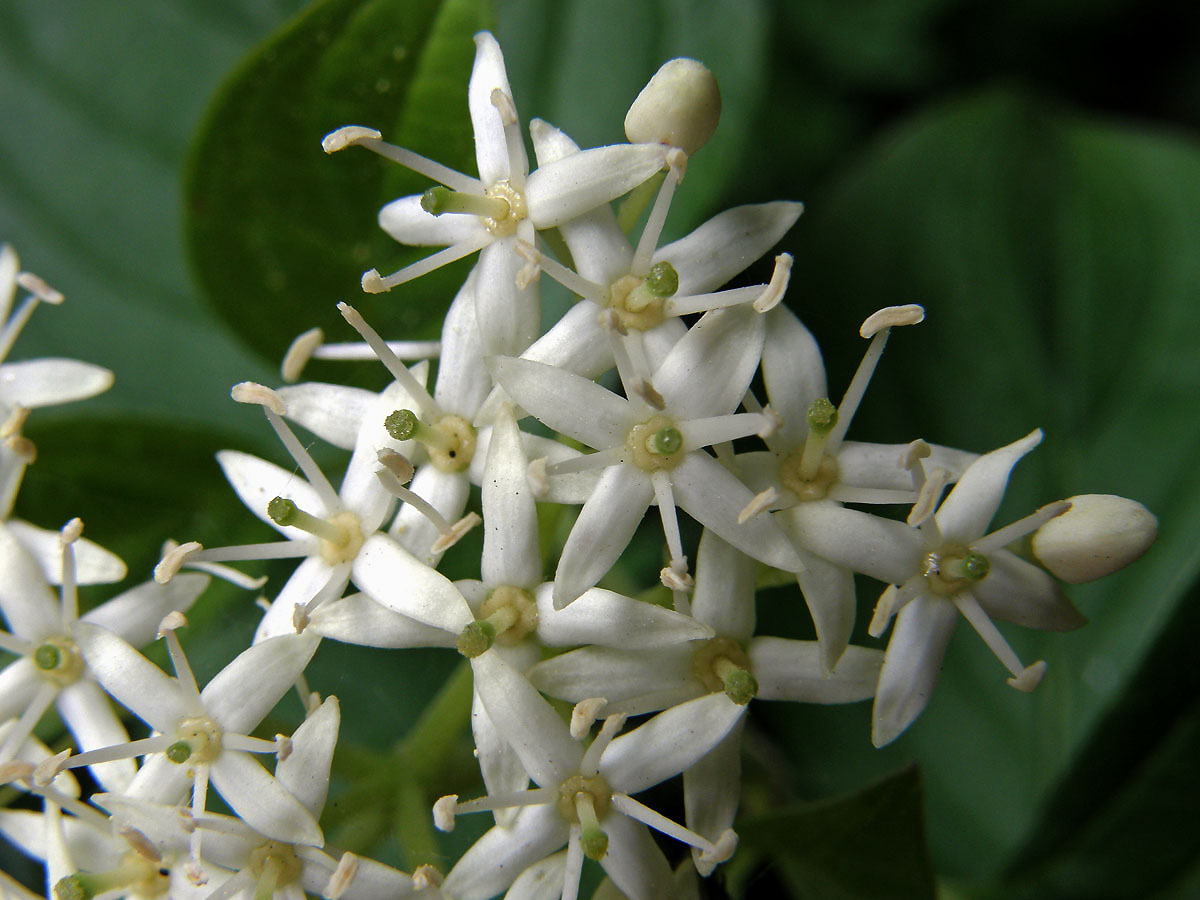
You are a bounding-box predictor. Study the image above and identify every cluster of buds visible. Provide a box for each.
[0,32,1157,900]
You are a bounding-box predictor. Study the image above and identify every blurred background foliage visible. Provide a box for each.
[1,0,1198,897]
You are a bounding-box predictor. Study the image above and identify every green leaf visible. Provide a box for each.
[185,0,491,366]
[763,89,1200,879]
[734,765,935,900]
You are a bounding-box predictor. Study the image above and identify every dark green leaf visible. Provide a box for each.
[186,0,491,365]
[735,765,935,900]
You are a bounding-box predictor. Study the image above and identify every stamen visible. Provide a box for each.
[581,715,626,776]
[491,89,527,192]
[514,240,607,304]
[267,498,348,544]
[570,698,608,739]
[543,447,624,477]
[752,253,795,313]
[609,792,726,855]
[908,467,951,527]
[313,339,440,362]
[973,500,1072,554]
[421,186,510,220]
[321,126,481,194]
[651,472,688,589]
[361,236,490,293]
[433,795,458,831]
[159,540,268,590]
[952,591,1045,691]
[155,541,203,583]
[337,303,439,417]
[281,327,323,382]
[631,149,687,276]
[325,853,359,900]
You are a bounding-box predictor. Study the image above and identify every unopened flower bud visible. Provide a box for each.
[1032,494,1157,583]
[624,58,721,155]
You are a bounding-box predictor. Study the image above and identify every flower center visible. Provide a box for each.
[692,637,758,705]
[923,546,991,597]
[165,716,223,767]
[267,498,364,565]
[53,852,170,900]
[778,397,840,501]
[457,586,538,657]
[627,415,684,472]
[32,635,85,687]
[385,409,477,473]
[605,261,679,331]
[248,841,304,893]
[557,773,612,860]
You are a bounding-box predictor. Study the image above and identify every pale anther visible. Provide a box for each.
[322,125,382,154]
[156,610,188,638]
[281,327,323,382]
[16,271,64,304]
[433,795,458,832]
[60,517,84,544]
[738,487,778,524]
[570,698,608,739]
[324,852,359,900]
[753,253,794,313]
[860,303,925,338]
[231,381,287,415]
[901,439,932,470]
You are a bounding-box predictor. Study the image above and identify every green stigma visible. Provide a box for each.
[457,620,496,659]
[34,643,62,671]
[806,398,838,435]
[963,551,990,580]
[421,186,452,215]
[165,741,192,765]
[647,426,683,455]
[723,668,759,706]
[267,497,298,527]
[580,826,609,861]
[385,409,418,441]
[644,261,679,297]
[53,875,90,900]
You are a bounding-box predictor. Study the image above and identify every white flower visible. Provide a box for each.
[491,306,802,607]
[323,33,670,358]
[438,652,742,900]
[785,429,1086,746]
[0,520,197,792]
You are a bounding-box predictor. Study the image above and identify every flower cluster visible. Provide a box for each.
[0,33,1159,900]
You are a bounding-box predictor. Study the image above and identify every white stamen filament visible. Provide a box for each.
[58,520,81,626]
[651,471,687,576]
[452,787,553,816]
[972,500,1072,553]
[679,412,771,452]
[908,467,951,527]
[514,240,607,304]
[221,734,285,755]
[544,447,624,477]
[581,714,626,776]
[752,253,794,313]
[608,792,721,853]
[562,824,585,900]
[829,486,917,505]
[324,128,481,194]
[362,235,490,293]
[664,284,763,317]
[952,591,1027,680]
[315,339,441,361]
[54,735,174,771]
[0,682,58,764]
[0,630,32,656]
[491,88,527,192]
[337,303,440,418]
[631,149,686,276]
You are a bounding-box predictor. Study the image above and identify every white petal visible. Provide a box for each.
[655,201,804,296]
[209,750,323,845]
[482,405,541,588]
[442,804,568,900]
[310,593,456,648]
[761,306,826,446]
[503,301,613,384]
[122,751,191,804]
[351,533,473,633]
[600,693,745,794]
[336,852,420,900]
[527,645,697,712]
[81,573,208,647]
[338,387,416,529]
[253,557,337,643]
[474,235,539,358]
[871,594,957,747]
[436,270,494,417]
[201,632,320,734]
[6,521,126,586]
[670,453,802,573]
[526,143,669,229]
[471,650,583,787]
[278,382,379,450]
[277,695,339,817]
[553,465,653,607]
[599,812,675,900]
[489,355,632,451]
[535,584,712,648]
[502,851,567,900]
[470,32,523,186]
[0,658,39,720]
[793,549,857,673]
[0,525,58,640]
[72,622,190,732]
[0,359,112,408]
[751,638,881,702]
[690,530,758,639]
[782,501,923,584]
[653,307,764,420]
[973,549,1085,631]
[216,449,328,533]
[935,429,1042,543]
[683,717,745,871]
[379,194,489,246]
[56,680,135,792]
[835,440,977,492]
[472,689,529,827]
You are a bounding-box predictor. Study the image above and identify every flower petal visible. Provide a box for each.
[481,406,541,588]
[6,521,126,586]
[442,804,568,900]
[751,638,881,702]
[535,584,712,648]
[526,143,669,229]
[0,525,60,640]
[81,573,208,648]
[201,632,320,734]
[379,194,489,246]
[655,201,803,296]
[310,593,456,649]
[278,382,379,450]
[684,716,744,871]
[351,533,473,633]
[793,548,857,673]
[469,32,523,186]
[277,695,339,817]
[56,680,135,792]
[653,307,764,420]
[872,594,957,747]
[599,812,675,900]
[253,557,339,643]
[690,530,758,640]
[471,650,583,787]
[527,645,699,715]
[216,449,327,533]
[72,622,189,732]
[782,501,923,584]
[475,235,540,358]
[436,271,493,417]
[600,693,745,794]
[973,548,1086,631]
[209,750,323,845]
[761,306,826,446]
[0,359,112,408]
[472,688,529,827]
[935,429,1042,543]
[553,465,653,607]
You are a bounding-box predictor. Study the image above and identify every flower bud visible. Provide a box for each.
[624,58,721,155]
[1032,494,1157,583]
